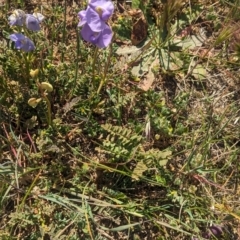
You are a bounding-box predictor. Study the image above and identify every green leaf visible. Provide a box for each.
[156,220,192,236]
[159,49,183,71]
[100,222,141,232]
[158,150,172,159]
[191,64,207,80]
[159,159,168,166]
[171,28,206,50]
[132,0,140,8]
[132,161,148,180]
[38,194,71,210]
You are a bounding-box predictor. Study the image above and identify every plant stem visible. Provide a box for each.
[61,0,67,62]
[22,52,31,86]
[96,79,104,95]
[19,169,41,211]
[92,46,99,81]
[43,95,52,126]
[96,42,113,95]
[69,28,80,99]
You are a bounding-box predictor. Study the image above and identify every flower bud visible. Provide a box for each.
[40,82,53,92]
[30,69,39,78]
[28,97,42,108]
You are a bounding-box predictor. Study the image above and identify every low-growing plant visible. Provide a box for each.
[0,0,240,239]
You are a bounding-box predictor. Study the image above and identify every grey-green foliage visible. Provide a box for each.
[96,124,142,162]
[115,92,137,109]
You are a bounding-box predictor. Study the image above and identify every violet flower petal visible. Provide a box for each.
[81,24,100,43]
[80,23,112,48]
[208,225,223,238]
[26,14,41,31]
[101,10,113,21]
[201,225,223,239]
[89,0,114,21]
[86,7,106,32]
[78,9,88,27]
[10,33,35,52]
[9,33,25,42]
[95,24,112,48]
[8,9,26,26]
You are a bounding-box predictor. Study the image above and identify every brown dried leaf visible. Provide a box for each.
[129,9,148,46]
[138,58,158,91]
[63,97,81,114]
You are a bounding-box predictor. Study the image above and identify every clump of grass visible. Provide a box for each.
[0,0,240,239]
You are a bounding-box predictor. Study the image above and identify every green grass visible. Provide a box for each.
[0,0,240,239]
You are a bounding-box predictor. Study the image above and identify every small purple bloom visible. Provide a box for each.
[9,9,44,31]
[26,14,40,31]
[8,9,26,26]
[10,33,35,52]
[81,23,112,48]
[203,225,223,239]
[78,7,105,32]
[78,0,114,48]
[193,224,224,240]
[89,0,114,21]
[78,0,114,32]
[86,7,107,32]
[25,13,44,31]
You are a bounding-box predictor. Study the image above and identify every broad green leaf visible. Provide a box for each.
[192,64,207,80]
[159,49,183,71]
[171,28,206,50]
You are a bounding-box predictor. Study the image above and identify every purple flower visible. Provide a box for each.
[89,0,114,22]
[9,33,35,52]
[203,225,223,239]
[78,0,114,48]
[25,13,45,31]
[8,9,26,26]
[9,9,44,31]
[78,7,89,27]
[81,23,112,48]
[78,0,114,32]
[193,225,223,240]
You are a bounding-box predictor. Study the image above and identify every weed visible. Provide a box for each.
[0,0,240,239]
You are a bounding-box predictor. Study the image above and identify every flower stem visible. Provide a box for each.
[43,95,52,126]
[96,42,113,95]
[22,52,31,86]
[69,28,80,99]
[92,46,99,81]
[61,0,67,62]
[37,81,52,127]
[96,78,105,95]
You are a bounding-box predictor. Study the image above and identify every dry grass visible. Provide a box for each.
[0,0,240,239]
